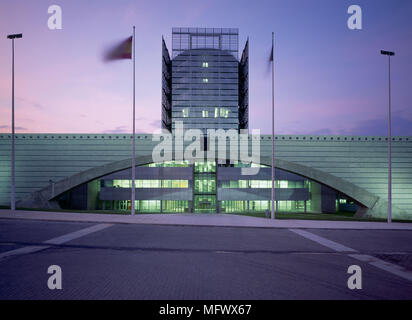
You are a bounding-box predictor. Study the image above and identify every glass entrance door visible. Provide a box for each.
[194,195,216,213]
[193,161,217,213]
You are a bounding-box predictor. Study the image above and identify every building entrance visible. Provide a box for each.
[193,161,217,213]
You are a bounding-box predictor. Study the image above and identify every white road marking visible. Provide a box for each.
[43,223,112,245]
[349,254,412,282]
[289,228,412,282]
[0,245,50,260]
[289,228,357,252]
[0,223,113,261]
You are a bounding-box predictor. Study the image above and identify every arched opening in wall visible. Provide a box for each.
[56,160,192,213]
[217,161,361,216]
[55,160,361,216]
[336,193,362,214]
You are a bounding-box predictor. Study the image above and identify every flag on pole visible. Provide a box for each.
[102,31,136,216]
[270,32,275,220]
[104,36,133,61]
[269,43,274,62]
[266,43,274,74]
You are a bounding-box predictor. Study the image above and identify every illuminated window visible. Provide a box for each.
[113,180,131,188]
[194,177,216,194]
[249,200,270,213]
[194,161,216,173]
[171,180,188,188]
[194,195,216,213]
[220,108,229,118]
[202,62,209,68]
[230,180,238,188]
[182,108,189,118]
[202,78,208,83]
[115,179,188,189]
[145,161,189,168]
[162,200,189,213]
[221,201,247,213]
[135,200,161,213]
[239,180,248,188]
[202,110,209,118]
[250,180,259,188]
[213,107,229,118]
[279,181,288,188]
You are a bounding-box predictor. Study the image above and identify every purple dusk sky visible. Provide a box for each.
[0,0,411,135]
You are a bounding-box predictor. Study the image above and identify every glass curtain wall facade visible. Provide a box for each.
[161,37,172,131]
[194,161,217,213]
[238,39,249,129]
[162,27,248,134]
[171,27,239,59]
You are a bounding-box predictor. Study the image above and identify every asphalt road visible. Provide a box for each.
[0,218,411,299]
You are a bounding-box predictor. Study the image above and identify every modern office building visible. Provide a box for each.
[162,28,248,133]
[0,27,411,219]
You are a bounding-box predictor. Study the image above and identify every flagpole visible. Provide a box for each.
[11,37,16,212]
[131,26,136,215]
[271,32,275,220]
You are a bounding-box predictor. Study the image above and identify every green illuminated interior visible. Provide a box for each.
[194,161,216,173]
[221,200,308,213]
[193,161,217,213]
[111,199,310,214]
[194,195,216,213]
[144,161,190,167]
[113,200,189,213]
[221,180,307,189]
[113,179,188,188]
[100,161,313,214]
[194,174,216,193]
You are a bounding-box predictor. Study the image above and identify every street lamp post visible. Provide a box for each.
[381,50,395,223]
[7,33,23,211]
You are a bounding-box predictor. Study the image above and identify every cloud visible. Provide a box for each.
[343,113,412,136]
[0,125,28,131]
[102,126,129,134]
[99,118,160,135]
[149,120,161,128]
[304,111,412,136]
[16,97,45,110]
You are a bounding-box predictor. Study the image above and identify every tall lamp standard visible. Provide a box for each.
[7,33,23,211]
[380,50,395,223]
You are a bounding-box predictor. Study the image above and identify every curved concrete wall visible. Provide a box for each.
[0,134,411,219]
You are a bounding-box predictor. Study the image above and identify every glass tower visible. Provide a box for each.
[162,27,249,134]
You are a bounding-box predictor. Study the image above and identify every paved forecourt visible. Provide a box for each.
[0,218,411,299]
[1,209,412,230]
